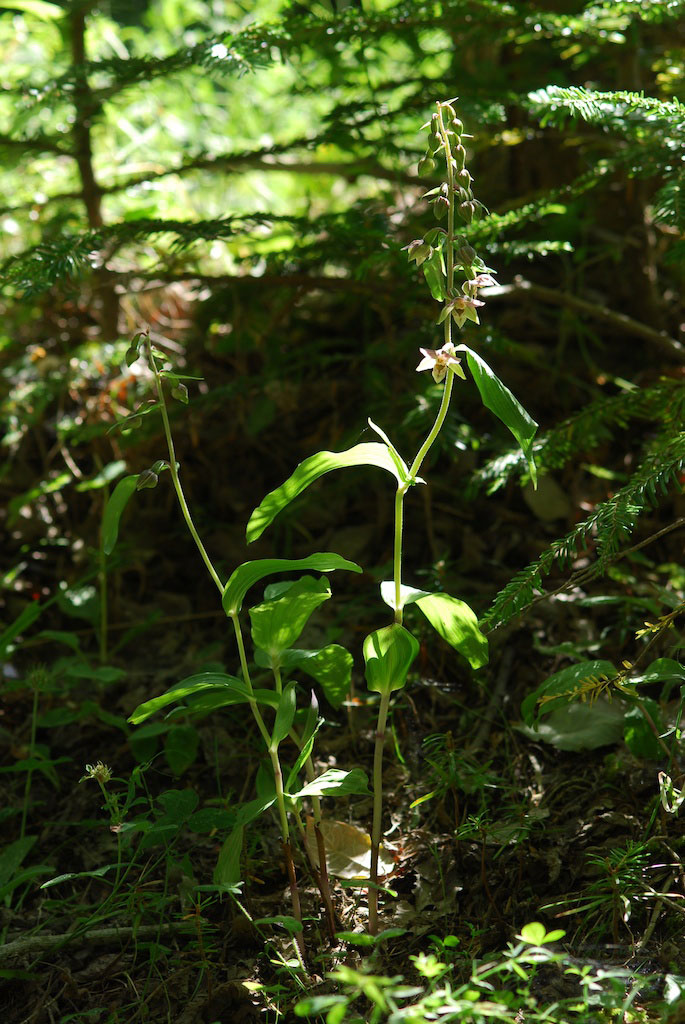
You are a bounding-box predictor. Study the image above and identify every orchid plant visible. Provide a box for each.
[244,100,537,932]
[103,100,538,954]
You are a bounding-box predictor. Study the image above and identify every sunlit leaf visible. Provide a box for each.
[128,672,247,724]
[363,624,419,695]
[222,554,361,616]
[246,444,404,543]
[380,582,488,670]
[457,345,538,485]
[249,576,331,656]
[290,767,370,799]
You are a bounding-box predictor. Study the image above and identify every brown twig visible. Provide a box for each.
[482,276,683,360]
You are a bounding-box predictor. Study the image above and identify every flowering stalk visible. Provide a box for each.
[369,101,494,933]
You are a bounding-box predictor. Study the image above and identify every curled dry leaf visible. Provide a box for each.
[305,817,395,882]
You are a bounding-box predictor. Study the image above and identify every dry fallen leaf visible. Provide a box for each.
[305,818,395,882]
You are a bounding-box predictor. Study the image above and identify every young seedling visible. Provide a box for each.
[245,100,538,933]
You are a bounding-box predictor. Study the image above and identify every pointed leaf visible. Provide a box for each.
[422,248,446,301]
[222,554,361,616]
[275,645,354,709]
[249,576,331,657]
[363,624,419,695]
[246,444,403,543]
[367,419,410,482]
[270,682,297,750]
[128,673,246,724]
[286,710,324,791]
[102,475,138,555]
[457,345,538,485]
[290,768,371,799]
[381,582,488,670]
[214,825,244,887]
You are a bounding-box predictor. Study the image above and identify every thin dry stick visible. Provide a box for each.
[0,923,196,965]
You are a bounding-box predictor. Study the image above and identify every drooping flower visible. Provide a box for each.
[438,294,485,329]
[402,239,433,266]
[462,273,497,296]
[416,342,466,383]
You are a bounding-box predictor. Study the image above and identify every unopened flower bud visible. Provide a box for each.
[433,196,450,220]
[137,468,159,490]
[171,383,189,404]
[428,132,442,154]
[457,169,472,188]
[418,155,437,178]
[453,144,466,170]
[441,103,457,122]
[454,242,475,266]
[431,113,440,134]
[451,117,464,134]
[458,200,475,223]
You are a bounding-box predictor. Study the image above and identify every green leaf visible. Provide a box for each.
[0,836,37,888]
[40,865,117,889]
[75,460,127,492]
[246,444,404,543]
[0,602,44,659]
[519,922,564,945]
[624,702,662,759]
[290,767,371,799]
[164,725,200,777]
[235,790,276,827]
[270,683,297,750]
[102,475,138,555]
[214,825,244,887]
[363,624,419,695]
[423,248,446,301]
[250,576,332,658]
[521,659,617,725]
[263,645,353,709]
[380,582,488,670]
[285,710,324,790]
[518,699,625,752]
[128,673,247,724]
[181,687,278,716]
[157,788,199,823]
[366,419,411,483]
[457,345,538,485]
[222,554,362,617]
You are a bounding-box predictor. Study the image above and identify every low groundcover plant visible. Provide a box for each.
[104,100,538,955]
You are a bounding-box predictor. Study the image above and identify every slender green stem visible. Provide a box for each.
[408,368,456,481]
[230,612,272,749]
[98,492,108,664]
[230,612,305,958]
[147,339,224,597]
[393,486,407,625]
[273,664,283,696]
[368,689,391,935]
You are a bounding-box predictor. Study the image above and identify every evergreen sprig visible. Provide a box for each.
[482,425,685,631]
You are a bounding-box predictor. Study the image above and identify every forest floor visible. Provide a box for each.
[2,518,684,1023]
